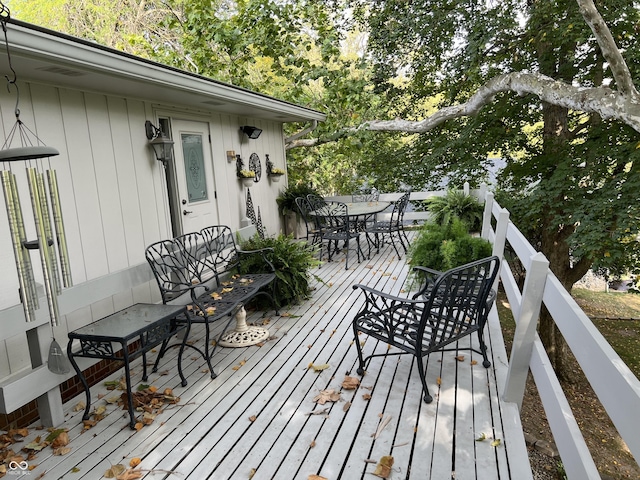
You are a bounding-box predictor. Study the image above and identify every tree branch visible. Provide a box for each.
[286,72,640,149]
[576,0,640,101]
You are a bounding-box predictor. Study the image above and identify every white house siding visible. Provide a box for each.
[0,80,287,385]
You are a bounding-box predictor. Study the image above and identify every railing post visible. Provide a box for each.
[463,181,470,195]
[503,252,549,410]
[481,192,494,240]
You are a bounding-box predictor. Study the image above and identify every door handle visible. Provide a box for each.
[183,210,193,216]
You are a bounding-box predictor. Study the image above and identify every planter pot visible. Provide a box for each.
[270,174,283,183]
[240,177,254,187]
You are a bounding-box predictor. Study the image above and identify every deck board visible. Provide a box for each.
[19,235,533,480]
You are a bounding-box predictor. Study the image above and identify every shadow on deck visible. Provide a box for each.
[20,236,532,480]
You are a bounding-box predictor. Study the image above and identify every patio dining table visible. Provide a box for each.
[309,200,391,220]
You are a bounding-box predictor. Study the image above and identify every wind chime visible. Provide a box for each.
[0,5,72,374]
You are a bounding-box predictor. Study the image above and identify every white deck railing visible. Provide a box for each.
[481,192,640,479]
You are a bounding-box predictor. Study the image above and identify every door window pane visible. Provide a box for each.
[182,134,208,202]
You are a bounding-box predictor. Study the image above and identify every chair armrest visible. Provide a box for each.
[352,283,424,306]
[411,266,443,299]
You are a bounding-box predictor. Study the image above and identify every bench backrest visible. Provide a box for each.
[418,256,500,351]
[200,225,241,276]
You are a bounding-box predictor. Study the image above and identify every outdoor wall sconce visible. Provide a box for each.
[145,120,174,162]
[240,126,262,139]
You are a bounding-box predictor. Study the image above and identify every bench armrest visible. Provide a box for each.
[237,246,276,272]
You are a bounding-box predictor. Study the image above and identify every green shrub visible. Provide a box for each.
[408,217,493,274]
[276,184,321,217]
[239,234,321,307]
[425,190,484,232]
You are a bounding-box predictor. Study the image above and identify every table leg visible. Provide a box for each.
[120,342,137,430]
[66,340,92,422]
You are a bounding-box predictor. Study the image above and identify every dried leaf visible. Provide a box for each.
[53,446,72,456]
[470,360,478,366]
[491,439,502,447]
[362,393,372,401]
[308,475,328,480]
[23,441,46,451]
[343,402,352,412]
[312,389,341,405]
[72,402,86,412]
[436,377,442,386]
[455,355,465,362]
[308,363,330,372]
[249,415,257,422]
[372,415,392,439]
[129,458,141,468]
[51,431,70,448]
[310,440,316,448]
[476,433,487,442]
[104,464,126,478]
[116,468,143,480]
[372,456,394,478]
[341,376,360,390]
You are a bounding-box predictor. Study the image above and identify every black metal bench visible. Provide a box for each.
[145,226,278,385]
[351,256,500,403]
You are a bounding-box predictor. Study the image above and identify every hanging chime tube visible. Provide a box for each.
[36,171,61,296]
[47,169,72,288]
[27,167,59,327]
[1,169,38,321]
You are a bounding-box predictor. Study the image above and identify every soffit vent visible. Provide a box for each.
[36,65,87,77]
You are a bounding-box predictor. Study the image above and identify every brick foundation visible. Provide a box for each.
[1,341,142,431]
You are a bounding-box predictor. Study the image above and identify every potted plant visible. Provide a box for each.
[424,189,484,232]
[269,167,286,182]
[266,155,286,182]
[237,169,255,187]
[276,184,321,238]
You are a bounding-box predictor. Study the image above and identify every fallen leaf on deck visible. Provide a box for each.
[50,431,70,448]
[491,439,502,447]
[341,376,360,390]
[129,458,141,468]
[372,415,392,439]
[436,377,442,385]
[476,433,487,442]
[470,360,478,365]
[455,355,465,362]
[372,456,394,478]
[82,419,97,430]
[362,393,372,401]
[71,467,81,473]
[308,363,330,372]
[23,440,46,451]
[308,475,328,480]
[249,468,256,478]
[116,468,143,479]
[249,415,257,422]
[313,389,341,405]
[53,446,72,456]
[104,464,126,478]
[310,440,316,448]
[343,402,351,412]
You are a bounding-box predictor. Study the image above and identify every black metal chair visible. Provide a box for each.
[316,201,364,269]
[352,188,380,203]
[294,196,323,245]
[351,256,500,403]
[364,191,410,257]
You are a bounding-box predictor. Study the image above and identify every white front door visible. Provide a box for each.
[172,119,218,233]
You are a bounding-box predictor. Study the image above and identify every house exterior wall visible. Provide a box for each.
[0,79,288,386]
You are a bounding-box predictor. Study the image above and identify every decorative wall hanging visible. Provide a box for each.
[249,153,261,183]
[1,5,71,374]
[236,154,255,187]
[266,154,285,182]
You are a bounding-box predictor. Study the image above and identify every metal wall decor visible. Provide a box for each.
[249,153,261,182]
[0,6,72,334]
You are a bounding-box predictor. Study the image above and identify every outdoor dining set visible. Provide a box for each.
[294,190,411,268]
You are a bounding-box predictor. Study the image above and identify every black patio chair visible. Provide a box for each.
[351,256,500,403]
[316,201,364,269]
[352,188,380,203]
[364,191,410,257]
[294,196,323,245]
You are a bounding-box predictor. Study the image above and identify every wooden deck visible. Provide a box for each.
[19,238,533,480]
